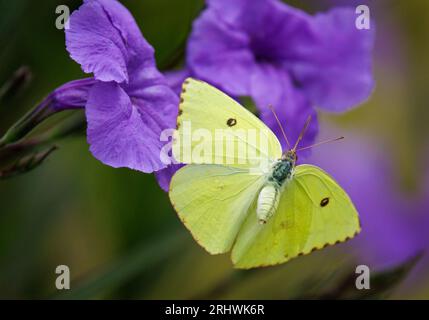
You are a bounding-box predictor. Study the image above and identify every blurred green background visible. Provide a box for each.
[0,0,428,299]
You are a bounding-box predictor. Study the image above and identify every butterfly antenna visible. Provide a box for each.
[296,136,345,152]
[292,114,312,151]
[268,105,290,149]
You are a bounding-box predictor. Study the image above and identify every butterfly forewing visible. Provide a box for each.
[172,78,282,168]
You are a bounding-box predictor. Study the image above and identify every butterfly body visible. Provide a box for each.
[170,78,361,269]
[269,152,296,186]
[257,152,296,224]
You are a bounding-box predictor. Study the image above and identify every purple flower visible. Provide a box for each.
[66,0,178,173]
[42,78,96,112]
[155,163,184,192]
[158,0,374,191]
[179,0,374,149]
[164,69,191,96]
[308,128,427,270]
[0,78,95,147]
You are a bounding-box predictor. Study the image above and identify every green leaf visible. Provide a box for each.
[0,143,57,179]
[0,66,32,103]
[0,113,85,178]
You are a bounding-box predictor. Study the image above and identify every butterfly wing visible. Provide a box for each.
[231,164,361,269]
[170,78,283,255]
[169,164,265,254]
[173,78,282,167]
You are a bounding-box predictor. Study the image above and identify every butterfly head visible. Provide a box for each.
[282,150,297,165]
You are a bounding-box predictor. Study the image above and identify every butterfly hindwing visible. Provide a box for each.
[231,165,360,269]
[169,164,265,254]
[293,165,361,252]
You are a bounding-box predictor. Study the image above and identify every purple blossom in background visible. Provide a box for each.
[172,0,374,149]
[65,0,178,173]
[158,0,375,191]
[308,128,427,270]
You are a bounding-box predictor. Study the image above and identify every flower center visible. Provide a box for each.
[250,37,281,64]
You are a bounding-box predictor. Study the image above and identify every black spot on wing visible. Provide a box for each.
[227,118,237,127]
[320,197,330,207]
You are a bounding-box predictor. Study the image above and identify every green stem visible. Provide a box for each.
[0,78,93,148]
[0,114,85,175]
[0,98,56,148]
[0,66,32,103]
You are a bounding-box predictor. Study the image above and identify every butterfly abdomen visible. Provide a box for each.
[256,158,294,224]
[257,183,280,224]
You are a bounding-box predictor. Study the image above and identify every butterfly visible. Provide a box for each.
[169,78,360,269]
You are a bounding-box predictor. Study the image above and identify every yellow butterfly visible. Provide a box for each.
[169,78,360,269]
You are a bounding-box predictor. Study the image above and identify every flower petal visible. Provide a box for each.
[48,78,96,111]
[163,69,191,95]
[187,9,255,96]
[125,63,179,135]
[200,1,375,112]
[66,0,154,83]
[250,63,318,155]
[207,0,312,63]
[155,164,184,192]
[86,82,177,173]
[207,0,284,30]
[289,7,375,111]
